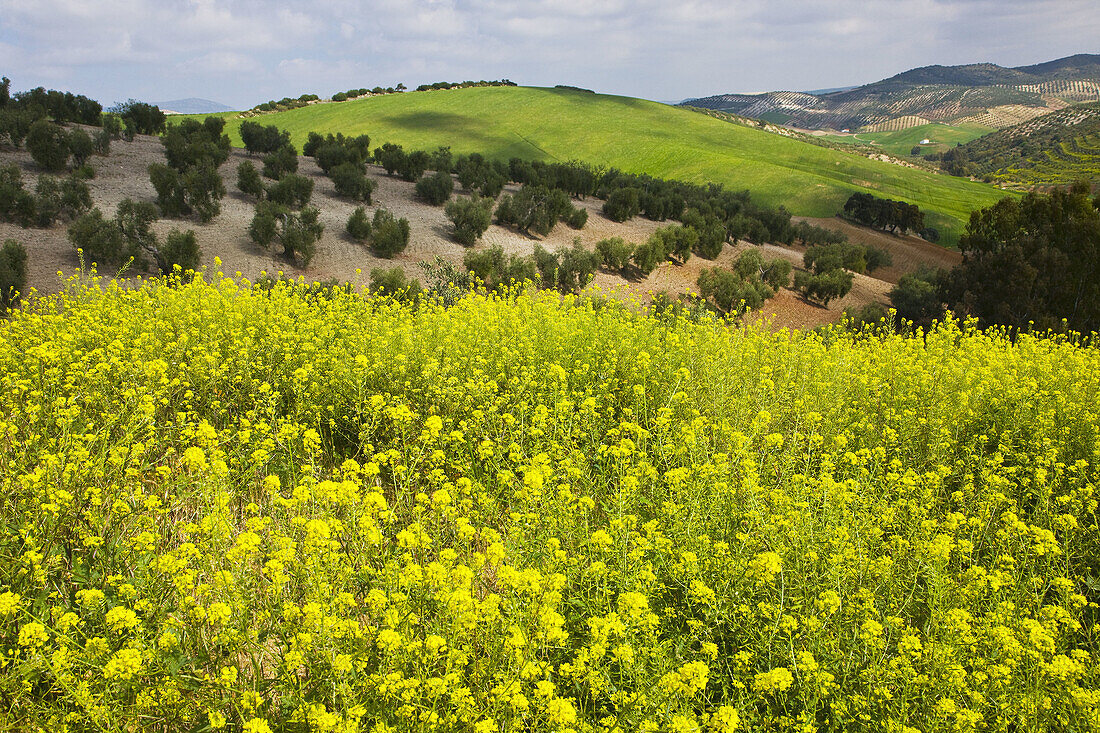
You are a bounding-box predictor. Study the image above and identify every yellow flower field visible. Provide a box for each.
[0,272,1098,732]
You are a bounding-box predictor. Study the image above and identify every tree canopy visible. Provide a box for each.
[943,183,1100,334]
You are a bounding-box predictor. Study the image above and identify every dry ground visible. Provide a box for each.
[0,131,956,330]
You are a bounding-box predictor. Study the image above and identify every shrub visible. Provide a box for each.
[0,109,38,148]
[262,144,298,179]
[265,174,313,209]
[418,256,473,303]
[0,165,36,227]
[158,229,202,274]
[370,208,411,258]
[650,225,697,264]
[693,222,727,260]
[31,174,91,227]
[93,128,112,156]
[100,113,122,139]
[555,239,599,293]
[445,195,494,246]
[429,146,453,173]
[374,143,406,176]
[533,244,558,287]
[30,177,62,228]
[249,201,323,266]
[794,268,854,305]
[26,119,70,171]
[415,170,454,206]
[733,248,792,292]
[697,267,770,312]
[237,161,265,198]
[330,162,375,202]
[864,246,893,273]
[495,185,577,237]
[303,132,325,158]
[457,156,508,198]
[919,227,940,243]
[239,121,290,156]
[890,270,944,328]
[602,187,640,222]
[67,128,94,167]
[631,238,666,275]
[281,207,323,266]
[248,203,279,248]
[182,163,226,223]
[531,240,598,293]
[563,206,588,229]
[161,118,230,172]
[369,266,422,302]
[346,207,372,241]
[115,198,159,263]
[313,135,370,175]
[399,151,430,182]
[111,100,165,135]
[463,244,536,290]
[0,239,27,308]
[595,237,634,272]
[844,302,892,330]
[68,208,129,267]
[148,163,188,218]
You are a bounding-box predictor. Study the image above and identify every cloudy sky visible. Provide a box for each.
[1,0,1097,109]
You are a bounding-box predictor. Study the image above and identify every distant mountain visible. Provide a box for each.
[681,54,1100,133]
[157,98,233,114]
[801,86,857,96]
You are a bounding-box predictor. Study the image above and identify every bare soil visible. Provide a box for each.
[1,132,954,330]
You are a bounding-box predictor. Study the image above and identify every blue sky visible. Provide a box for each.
[1,0,1097,109]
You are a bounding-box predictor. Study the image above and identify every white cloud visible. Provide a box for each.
[0,0,1096,106]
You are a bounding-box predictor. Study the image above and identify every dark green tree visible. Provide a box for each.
[262,144,298,179]
[330,163,375,202]
[0,239,26,309]
[68,208,130,268]
[942,185,1100,333]
[369,266,421,301]
[158,229,202,274]
[265,174,313,209]
[237,161,265,198]
[889,269,944,328]
[415,170,454,205]
[346,207,372,241]
[444,195,493,246]
[67,129,94,167]
[26,119,70,171]
[240,121,290,155]
[602,187,641,222]
[370,208,411,258]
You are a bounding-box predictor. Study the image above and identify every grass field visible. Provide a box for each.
[3,275,1099,729]
[183,87,1014,244]
[821,122,995,158]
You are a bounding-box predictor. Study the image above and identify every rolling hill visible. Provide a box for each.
[184,85,1011,243]
[932,101,1100,187]
[682,54,1100,133]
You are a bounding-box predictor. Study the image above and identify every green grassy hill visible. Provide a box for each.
[820,123,994,159]
[190,86,1013,243]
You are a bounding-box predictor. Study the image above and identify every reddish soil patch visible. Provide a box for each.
[792,216,961,284]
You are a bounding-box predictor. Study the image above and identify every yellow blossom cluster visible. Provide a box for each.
[0,271,1098,731]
